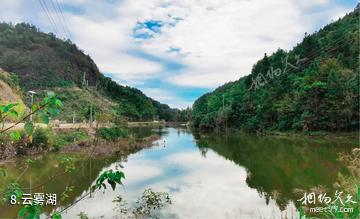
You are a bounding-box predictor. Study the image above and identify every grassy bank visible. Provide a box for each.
[0,126,160,161]
[128,121,165,127]
[61,126,160,156]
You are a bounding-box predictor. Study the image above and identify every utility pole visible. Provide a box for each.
[72,111,76,124]
[222,93,225,110]
[89,105,93,128]
[82,72,87,88]
[222,93,228,133]
[28,91,36,122]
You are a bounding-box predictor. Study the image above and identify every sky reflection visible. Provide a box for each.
[60,128,297,218]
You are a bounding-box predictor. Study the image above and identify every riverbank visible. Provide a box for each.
[257,130,359,141]
[60,133,160,156]
[194,127,359,142]
[0,127,161,162]
[3,121,166,131]
[128,121,165,127]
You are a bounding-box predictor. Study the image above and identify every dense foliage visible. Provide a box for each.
[0,23,100,89]
[192,8,359,132]
[52,130,89,151]
[0,22,177,121]
[97,126,128,141]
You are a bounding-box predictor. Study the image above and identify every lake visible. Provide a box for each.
[0,128,357,218]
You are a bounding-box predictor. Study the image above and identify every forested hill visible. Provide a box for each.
[192,7,359,132]
[0,22,178,122]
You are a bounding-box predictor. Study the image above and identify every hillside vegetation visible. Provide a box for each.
[0,68,27,121]
[0,22,177,122]
[0,69,21,102]
[192,8,359,132]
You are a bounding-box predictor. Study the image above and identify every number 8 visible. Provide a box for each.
[9,195,17,205]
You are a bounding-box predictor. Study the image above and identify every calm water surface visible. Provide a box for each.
[0,128,356,218]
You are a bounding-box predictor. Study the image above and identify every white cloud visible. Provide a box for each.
[63,8,165,81]
[136,0,351,87]
[0,0,23,22]
[142,88,193,109]
[142,88,176,101]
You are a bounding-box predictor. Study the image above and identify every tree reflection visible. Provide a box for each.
[194,133,355,211]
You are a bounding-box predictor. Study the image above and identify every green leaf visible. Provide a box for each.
[10,131,21,141]
[108,179,116,191]
[117,171,125,179]
[3,103,18,113]
[47,108,60,117]
[24,122,34,136]
[38,112,49,124]
[54,99,63,108]
[8,109,19,118]
[18,204,41,219]
[25,159,33,165]
[52,211,62,219]
[31,104,40,112]
[18,207,27,218]
[0,168,6,177]
[95,170,124,191]
[43,97,50,104]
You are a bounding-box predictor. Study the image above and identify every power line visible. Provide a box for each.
[38,0,73,40]
[284,38,351,75]
[54,0,72,39]
[38,0,60,36]
[277,36,350,75]
[283,39,350,77]
[41,0,62,36]
[49,0,69,39]
[248,36,354,91]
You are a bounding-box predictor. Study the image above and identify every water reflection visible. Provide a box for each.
[0,154,119,217]
[198,133,355,208]
[0,128,356,218]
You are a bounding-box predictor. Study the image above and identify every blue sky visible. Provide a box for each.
[0,0,357,108]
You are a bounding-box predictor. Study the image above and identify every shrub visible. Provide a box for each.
[97,127,128,141]
[52,138,67,152]
[113,188,171,218]
[31,128,53,150]
[52,130,89,151]
[60,130,88,142]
